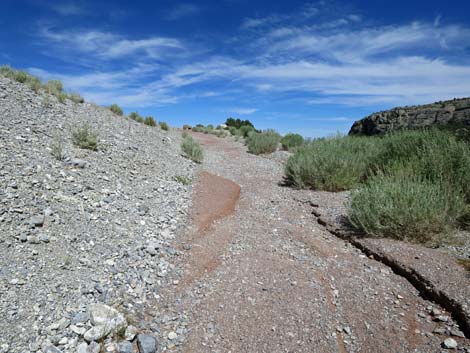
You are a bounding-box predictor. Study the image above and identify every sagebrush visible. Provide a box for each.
[72,122,99,151]
[181,136,203,163]
[246,129,281,155]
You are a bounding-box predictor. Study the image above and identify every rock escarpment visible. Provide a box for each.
[349,97,470,135]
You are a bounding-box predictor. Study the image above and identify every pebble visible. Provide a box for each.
[76,342,88,353]
[29,214,45,227]
[125,325,138,341]
[88,341,101,353]
[442,338,458,349]
[137,334,157,353]
[117,341,133,353]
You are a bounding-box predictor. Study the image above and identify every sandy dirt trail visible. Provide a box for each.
[160,133,469,353]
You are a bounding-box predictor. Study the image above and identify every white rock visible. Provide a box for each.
[76,342,88,353]
[89,304,126,329]
[443,338,458,349]
[84,325,111,342]
[125,325,138,341]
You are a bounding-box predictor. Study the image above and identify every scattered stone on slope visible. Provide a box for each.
[443,337,458,349]
[0,75,195,353]
[137,334,158,353]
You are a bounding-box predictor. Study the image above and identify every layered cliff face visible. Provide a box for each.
[349,98,470,135]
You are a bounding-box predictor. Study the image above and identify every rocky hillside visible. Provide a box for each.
[349,97,470,135]
[0,76,196,353]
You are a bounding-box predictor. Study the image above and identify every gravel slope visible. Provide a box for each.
[0,77,196,353]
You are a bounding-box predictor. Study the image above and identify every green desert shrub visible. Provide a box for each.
[246,129,281,155]
[181,131,189,138]
[0,66,42,92]
[225,117,254,129]
[13,70,29,83]
[57,91,68,103]
[228,126,244,137]
[281,133,304,150]
[109,104,123,116]
[348,171,466,244]
[181,136,203,163]
[129,112,140,121]
[174,175,191,185]
[45,80,64,95]
[284,129,470,243]
[239,125,255,137]
[369,129,470,201]
[144,116,157,126]
[50,130,65,161]
[159,121,169,131]
[26,76,42,93]
[0,65,14,77]
[211,129,227,138]
[284,135,378,191]
[192,124,205,133]
[69,92,84,103]
[72,122,99,151]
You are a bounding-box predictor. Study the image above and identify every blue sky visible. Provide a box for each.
[1,0,470,137]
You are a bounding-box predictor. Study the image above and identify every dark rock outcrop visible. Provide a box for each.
[349,97,470,135]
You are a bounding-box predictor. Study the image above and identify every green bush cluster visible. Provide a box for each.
[144,116,157,126]
[69,93,85,104]
[129,112,144,123]
[109,104,123,116]
[0,65,85,103]
[159,121,169,131]
[225,117,254,129]
[174,175,191,185]
[281,133,304,150]
[72,122,99,151]
[246,129,281,155]
[181,135,203,163]
[191,124,228,137]
[284,129,470,244]
[285,135,377,191]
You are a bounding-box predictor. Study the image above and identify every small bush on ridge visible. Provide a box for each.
[144,116,157,126]
[69,92,85,103]
[109,104,123,116]
[159,121,169,131]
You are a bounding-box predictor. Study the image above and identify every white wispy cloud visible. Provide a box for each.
[262,22,469,63]
[167,3,201,20]
[30,6,470,111]
[50,2,86,16]
[229,108,258,115]
[38,26,184,60]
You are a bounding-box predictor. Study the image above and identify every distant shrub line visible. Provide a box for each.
[0,65,84,104]
[0,65,174,130]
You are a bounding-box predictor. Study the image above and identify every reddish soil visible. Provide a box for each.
[191,171,240,232]
[178,170,240,287]
[162,133,470,352]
